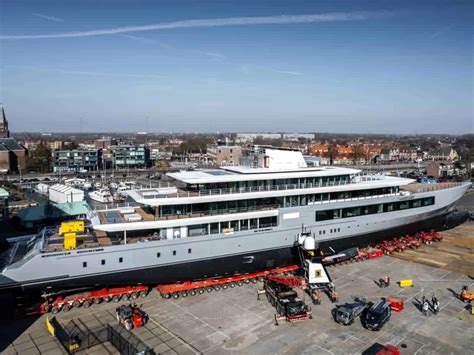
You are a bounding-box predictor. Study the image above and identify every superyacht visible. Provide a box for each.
[0,148,470,292]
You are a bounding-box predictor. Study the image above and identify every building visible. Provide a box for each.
[308,143,328,156]
[16,201,89,229]
[207,145,242,166]
[52,149,102,173]
[426,161,456,179]
[0,106,9,138]
[398,146,418,162]
[112,145,150,169]
[380,148,399,163]
[429,147,459,161]
[0,187,9,221]
[94,137,117,150]
[0,138,28,173]
[48,184,85,204]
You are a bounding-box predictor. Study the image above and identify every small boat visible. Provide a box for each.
[89,189,113,203]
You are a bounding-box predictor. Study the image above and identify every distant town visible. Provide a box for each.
[1,106,471,184]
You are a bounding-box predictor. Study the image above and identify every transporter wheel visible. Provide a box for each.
[198,288,205,294]
[213,285,221,291]
[162,293,171,299]
[131,292,139,299]
[221,284,228,290]
[62,305,71,312]
[122,294,130,301]
[140,291,148,298]
[251,278,258,284]
[180,291,188,298]
[257,277,264,282]
[244,279,250,284]
[94,298,102,304]
[189,290,197,296]
[83,300,91,308]
[104,297,112,303]
[229,282,236,288]
[113,295,121,303]
[172,293,180,299]
[206,287,213,293]
[237,281,243,287]
[72,301,81,308]
[51,306,60,314]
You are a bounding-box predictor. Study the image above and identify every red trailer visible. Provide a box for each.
[41,285,149,314]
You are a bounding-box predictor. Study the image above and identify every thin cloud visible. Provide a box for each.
[120,34,157,44]
[430,25,452,38]
[241,64,303,76]
[32,13,64,22]
[2,11,393,40]
[272,69,302,76]
[7,65,167,79]
[198,51,226,60]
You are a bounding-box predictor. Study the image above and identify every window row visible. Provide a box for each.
[82,248,194,267]
[315,197,435,221]
[156,187,400,217]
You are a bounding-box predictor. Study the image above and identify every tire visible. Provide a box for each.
[62,305,70,312]
[113,295,121,303]
[221,284,228,290]
[180,291,188,298]
[104,297,112,303]
[206,287,213,293]
[72,301,81,308]
[213,285,221,291]
[190,290,197,296]
[198,288,205,294]
[244,279,250,284]
[83,300,91,308]
[131,292,139,300]
[51,307,60,314]
[163,293,171,299]
[229,282,236,288]
[140,291,148,298]
[172,293,180,299]
[237,281,243,287]
[122,294,130,301]
[94,298,102,304]
[251,278,258,284]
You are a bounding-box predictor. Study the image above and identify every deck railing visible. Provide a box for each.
[135,174,386,200]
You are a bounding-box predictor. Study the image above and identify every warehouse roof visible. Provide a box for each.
[17,201,90,222]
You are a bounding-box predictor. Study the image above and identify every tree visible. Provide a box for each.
[63,141,79,150]
[327,145,338,165]
[352,144,365,164]
[26,143,52,173]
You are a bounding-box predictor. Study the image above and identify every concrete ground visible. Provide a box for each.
[2,248,473,355]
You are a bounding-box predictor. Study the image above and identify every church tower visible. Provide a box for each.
[0,105,9,138]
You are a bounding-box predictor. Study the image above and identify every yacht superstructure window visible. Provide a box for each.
[316,197,435,222]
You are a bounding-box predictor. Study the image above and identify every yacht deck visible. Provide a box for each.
[401,182,465,193]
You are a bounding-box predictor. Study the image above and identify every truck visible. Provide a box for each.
[333,297,369,325]
[263,279,312,325]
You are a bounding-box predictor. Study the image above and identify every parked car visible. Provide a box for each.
[363,299,391,331]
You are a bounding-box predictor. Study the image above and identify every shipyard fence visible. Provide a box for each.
[51,318,154,354]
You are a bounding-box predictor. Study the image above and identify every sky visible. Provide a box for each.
[0,0,473,134]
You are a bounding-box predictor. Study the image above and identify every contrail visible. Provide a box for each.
[1,11,392,40]
[32,13,64,22]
